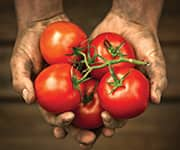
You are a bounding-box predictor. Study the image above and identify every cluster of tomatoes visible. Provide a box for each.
[34,21,150,129]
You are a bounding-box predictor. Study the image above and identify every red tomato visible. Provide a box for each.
[34,63,84,114]
[40,21,87,64]
[73,79,103,129]
[98,68,149,119]
[89,32,136,79]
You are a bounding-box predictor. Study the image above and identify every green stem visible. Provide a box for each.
[78,51,91,69]
[77,68,92,84]
[83,81,98,104]
[104,40,125,57]
[77,56,147,84]
[91,57,147,70]
[110,57,147,65]
[108,64,119,83]
[73,46,147,85]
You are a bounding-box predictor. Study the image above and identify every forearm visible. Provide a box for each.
[111,0,164,29]
[15,0,64,30]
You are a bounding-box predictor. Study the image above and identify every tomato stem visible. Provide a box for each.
[82,82,98,104]
[76,52,147,84]
[104,40,125,57]
[107,64,130,94]
[72,40,147,86]
[78,51,91,69]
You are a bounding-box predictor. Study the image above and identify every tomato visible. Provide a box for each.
[89,32,136,79]
[40,21,87,64]
[73,79,103,129]
[34,63,84,114]
[98,68,149,119]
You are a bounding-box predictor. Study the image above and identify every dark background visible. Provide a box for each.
[0,0,180,150]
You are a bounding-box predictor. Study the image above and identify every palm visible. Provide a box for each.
[11,15,101,149]
[91,12,167,103]
[89,12,167,140]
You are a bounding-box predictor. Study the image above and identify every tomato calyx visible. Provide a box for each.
[107,64,130,94]
[83,82,97,104]
[70,66,85,91]
[71,73,80,90]
[68,40,148,87]
[72,47,84,56]
[83,92,94,104]
[104,39,126,57]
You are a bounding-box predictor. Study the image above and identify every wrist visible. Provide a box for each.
[15,0,67,31]
[17,13,69,33]
[111,0,164,31]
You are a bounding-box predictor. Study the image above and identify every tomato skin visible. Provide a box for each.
[98,68,149,119]
[89,32,136,79]
[34,63,84,114]
[40,21,87,64]
[73,79,103,129]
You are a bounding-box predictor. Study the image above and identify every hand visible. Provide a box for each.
[40,107,98,150]
[90,9,167,137]
[10,13,69,104]
[10,13,98,149]
[91,11,167,104]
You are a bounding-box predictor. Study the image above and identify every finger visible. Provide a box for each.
[102,127,114,137]
[39,106,75,126]
[78,127,102,149]
[124,28,168,103]
[55,112,75,127]
[145,43,167,103]
[65,125,96,146]
[101,111,127,129]
[10,53,35,104]
[39,106,56,125]
[53,127,67,139]
[147,58,168,103]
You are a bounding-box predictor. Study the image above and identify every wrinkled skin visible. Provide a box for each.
[11,0,167,149]
[91,12,167,104]
[90,6,167,138]
[10,11,119,148]
[10,13,100,149]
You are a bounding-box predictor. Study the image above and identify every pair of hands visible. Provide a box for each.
[10,10,167,149]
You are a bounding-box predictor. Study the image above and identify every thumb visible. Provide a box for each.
[10,54,35,104]
[126,31,167,103]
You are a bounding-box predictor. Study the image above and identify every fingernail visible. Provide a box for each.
[155,90,161,104]
[61,113,75,126]
[103,128,114,137]
[101,112,111,122]
[53,127,66,139]
[22,89,29,103]
[64,112,75,122]
[78,131,96,145]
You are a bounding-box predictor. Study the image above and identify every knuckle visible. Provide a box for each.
[45,115,55,125]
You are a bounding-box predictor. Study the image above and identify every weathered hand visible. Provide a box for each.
[39,107,97,150]
[10,13,98,149]
[91,9,167,137]
[91,11,167,104]
[100,111,127,137]
[10,14,69,104]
